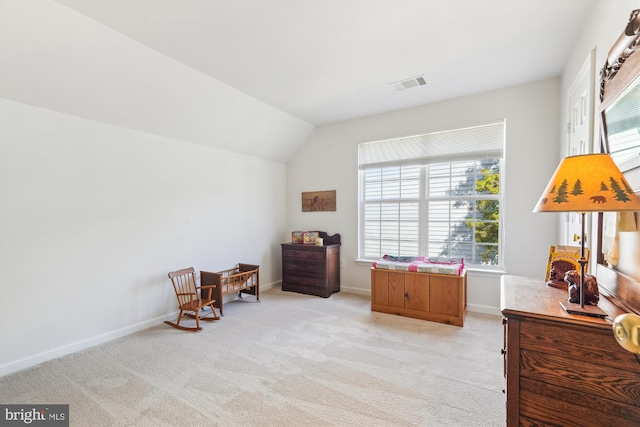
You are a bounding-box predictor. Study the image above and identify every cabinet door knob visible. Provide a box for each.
[500,348,506,355]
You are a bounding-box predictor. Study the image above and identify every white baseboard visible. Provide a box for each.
[339,285,501,315]
[339,285,370,296]
[0,312,175,378]
[259,281,278,291]
[467,303,502,317]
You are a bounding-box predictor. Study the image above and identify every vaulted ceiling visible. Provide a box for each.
[57,0,595,126]
[1,1,597,162]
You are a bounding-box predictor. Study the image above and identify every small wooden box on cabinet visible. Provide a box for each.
[371,268,467,326]
[281,243,340,298]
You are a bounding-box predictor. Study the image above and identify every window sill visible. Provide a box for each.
[355,259,505,275]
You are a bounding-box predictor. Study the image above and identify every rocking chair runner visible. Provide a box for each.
[165,267,219,331]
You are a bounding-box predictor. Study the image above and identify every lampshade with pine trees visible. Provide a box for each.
[533,153,640,213]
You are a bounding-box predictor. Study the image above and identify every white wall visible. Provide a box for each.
[285,78,562,314]
[0,99,287,376]
[0,0,295,376]
[560,0,640,268]
[284,0,640,314]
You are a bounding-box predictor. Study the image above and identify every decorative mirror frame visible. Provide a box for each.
[596,9,640,315]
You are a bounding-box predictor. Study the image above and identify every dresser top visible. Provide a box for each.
[500,275,625,330]
[282,243,339,248]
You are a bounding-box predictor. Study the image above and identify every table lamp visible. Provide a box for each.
[533,153,640,317]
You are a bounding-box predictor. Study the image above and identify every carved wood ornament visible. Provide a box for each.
[599,9,640,152]
[600,10,640,91]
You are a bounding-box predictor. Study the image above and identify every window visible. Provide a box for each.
[358,122,504,269]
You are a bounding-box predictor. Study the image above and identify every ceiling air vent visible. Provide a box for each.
[391,75,427,91]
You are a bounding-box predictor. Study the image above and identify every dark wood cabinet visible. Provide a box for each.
[281,243,340,298]
[501,275,640,427]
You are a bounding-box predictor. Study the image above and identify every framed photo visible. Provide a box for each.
[545,245,588,289]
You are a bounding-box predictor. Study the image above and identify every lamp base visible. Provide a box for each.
[560,301,607,318]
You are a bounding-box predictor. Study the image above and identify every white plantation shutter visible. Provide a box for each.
[605,81,639,165]
[362,165,421,258]
[605,82,640,165]
[358,121,505,267]
[358,122,504,169]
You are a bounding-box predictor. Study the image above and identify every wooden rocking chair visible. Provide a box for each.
[165,267,220,331]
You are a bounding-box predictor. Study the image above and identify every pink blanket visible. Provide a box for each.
[372,255,465,276]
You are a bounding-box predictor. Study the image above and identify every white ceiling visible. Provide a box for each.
[57,0,596,126]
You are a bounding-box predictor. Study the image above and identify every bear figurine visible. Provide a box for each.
[564,270,599,305]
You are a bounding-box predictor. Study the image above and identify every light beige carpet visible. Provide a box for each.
[0,288,505,426]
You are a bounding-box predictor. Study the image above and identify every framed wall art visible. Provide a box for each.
[302,190,336,212]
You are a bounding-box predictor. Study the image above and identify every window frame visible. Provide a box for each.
[358,124,505,270]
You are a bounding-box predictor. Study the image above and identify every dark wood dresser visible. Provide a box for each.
[281,243,340,297]
[501,275,640,427]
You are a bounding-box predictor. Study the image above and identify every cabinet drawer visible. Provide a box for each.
[283,274,324,288]
[284,261,324,275]
[283,248,325,261]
